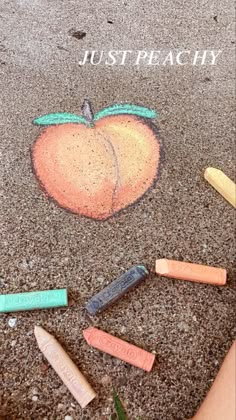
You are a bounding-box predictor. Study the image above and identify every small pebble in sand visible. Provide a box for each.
[101,374,112,385]
[32,388,39,395]
[0,276,6,288]
[65,416,73,420]
[11,340,17,347]
[8,318,17,328]
[40,362,49,373]
[177,321,189,332]
[19,258,30,271]
[32,395,38,401]
[57,403,64,409]
[102,407,111,414]
[97,276,105,283]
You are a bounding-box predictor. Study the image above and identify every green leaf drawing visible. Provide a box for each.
[33,113,87,126]
[33,101,158,127]
[113,390,127,420]
[94,104,157,121]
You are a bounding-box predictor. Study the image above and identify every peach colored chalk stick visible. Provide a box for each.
[155,259,227,285]
[34,326,96,408]
[204,167,236,208]
[83,327,155,372]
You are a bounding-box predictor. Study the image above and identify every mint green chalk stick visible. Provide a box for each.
[0,289,68,313]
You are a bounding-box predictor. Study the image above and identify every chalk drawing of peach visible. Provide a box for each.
[32,100,161,220]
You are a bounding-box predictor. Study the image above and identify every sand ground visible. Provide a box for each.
[0,1,235,419]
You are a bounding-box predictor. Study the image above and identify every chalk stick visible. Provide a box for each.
[34,326,96,408]
[204,167,236,208]
[83,327,155,372]
[155,259,227,285]
[0,289,68,313]
[85,265,149,316]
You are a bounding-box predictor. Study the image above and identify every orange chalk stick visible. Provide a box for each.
[83,327,155,372]
[155,259,227,285]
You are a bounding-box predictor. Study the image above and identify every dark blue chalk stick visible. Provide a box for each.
[86,265,149,315]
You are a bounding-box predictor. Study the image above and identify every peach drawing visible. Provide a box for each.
[32,100,161,220]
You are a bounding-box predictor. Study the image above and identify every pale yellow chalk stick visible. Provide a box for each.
[204,167,236,208]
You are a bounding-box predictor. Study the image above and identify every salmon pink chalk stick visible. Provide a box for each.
[155,259,227,285]
[34,326,96,408]
[83,327,155,372]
